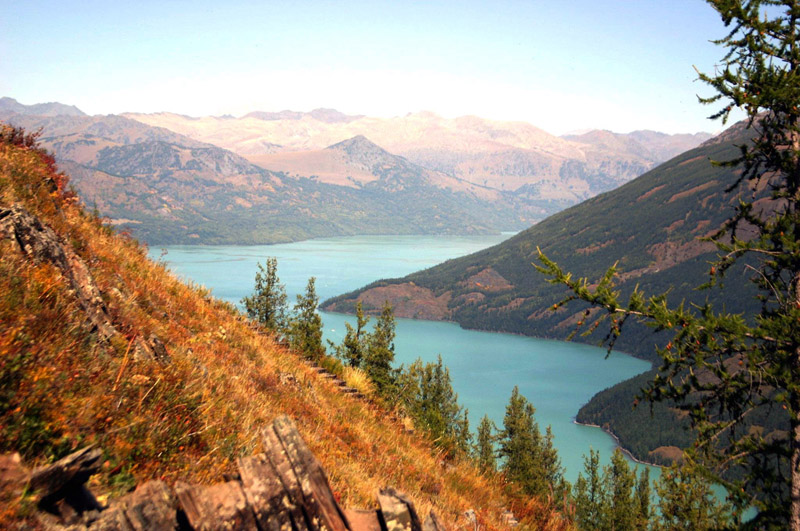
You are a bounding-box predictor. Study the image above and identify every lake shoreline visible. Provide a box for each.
[573,419,664,468]
[324,309,648,362]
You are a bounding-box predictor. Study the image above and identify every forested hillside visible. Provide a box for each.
[323,123,758,363]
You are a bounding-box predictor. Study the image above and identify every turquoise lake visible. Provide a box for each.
[149,234,653,484]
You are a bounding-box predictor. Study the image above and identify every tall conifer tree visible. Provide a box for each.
[605,450,637,531]
[475,414,497,473]
[288,277,324,361]
[573,449,606,529]
[334,301,369,367]
[241,257,287,334]
[634,466,651,529]
[538,2,800,525]
[653,463,733,531]
[364,302,396,394]
[498,386,564,498]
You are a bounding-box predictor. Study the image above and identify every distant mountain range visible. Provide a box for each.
[0,100,537,243]
[0,96,85,117]
[1,97,712,244]
[126,109,712,204]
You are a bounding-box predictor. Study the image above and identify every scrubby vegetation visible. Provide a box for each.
[0,124,570,529]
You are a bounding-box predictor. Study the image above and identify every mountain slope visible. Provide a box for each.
[562,129,713,163]
[248,134,509,199]
[322,123,756,363]
[0,124,564,528]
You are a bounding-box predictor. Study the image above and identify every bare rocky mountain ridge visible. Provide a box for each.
[0,97,86,118]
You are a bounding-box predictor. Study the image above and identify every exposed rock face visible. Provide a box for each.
[460,267,513,292]
[28,446,103,504]
[326,283,451,321]
[0,205,117,339]
[12,415,446,531]
[648,446,685,464]
[0,204,171,364]
[377,488,422,531]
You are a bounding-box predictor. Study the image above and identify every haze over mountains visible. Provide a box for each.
[127,108,712,203]
[0,97,712,244]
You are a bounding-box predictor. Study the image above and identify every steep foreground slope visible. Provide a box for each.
[0,126,567,528]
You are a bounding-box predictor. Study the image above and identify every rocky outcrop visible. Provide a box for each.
[325,283,451,321]
[460,268,513,292]
[0,204,171,364]
[6,416,446,531]
[0,205,117,339]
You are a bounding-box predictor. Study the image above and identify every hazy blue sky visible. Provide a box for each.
[2,1,741,134]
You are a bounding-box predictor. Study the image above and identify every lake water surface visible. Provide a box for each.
[150,234,653,483]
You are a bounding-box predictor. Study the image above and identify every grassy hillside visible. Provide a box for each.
[323,124,758,363]
[0,125,569,529]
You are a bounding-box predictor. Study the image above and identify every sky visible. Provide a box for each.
[2,1,742,135]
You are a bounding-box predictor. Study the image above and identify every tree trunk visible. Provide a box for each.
[793,371,800,530]
[792,265,800,530]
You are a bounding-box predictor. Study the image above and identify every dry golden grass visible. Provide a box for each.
[0,125,572,529]
[342,366,376,397]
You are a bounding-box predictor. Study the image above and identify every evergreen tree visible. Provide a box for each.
[537,2,800,525]
[498,386,564,498]
[364,302,396,395]
[287,277,324,361]
[573,450,607,530]
[402,355,468,452]
[573,450,652,531]
[541,425,567,502]
[455,409,472,455]
[333,301,369,368]
[475,414,497,473]
[653,463,733,531]
[499,386,542,494]
[634,466,651,529]
[605,450,637,531]
[241,257,287,335]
